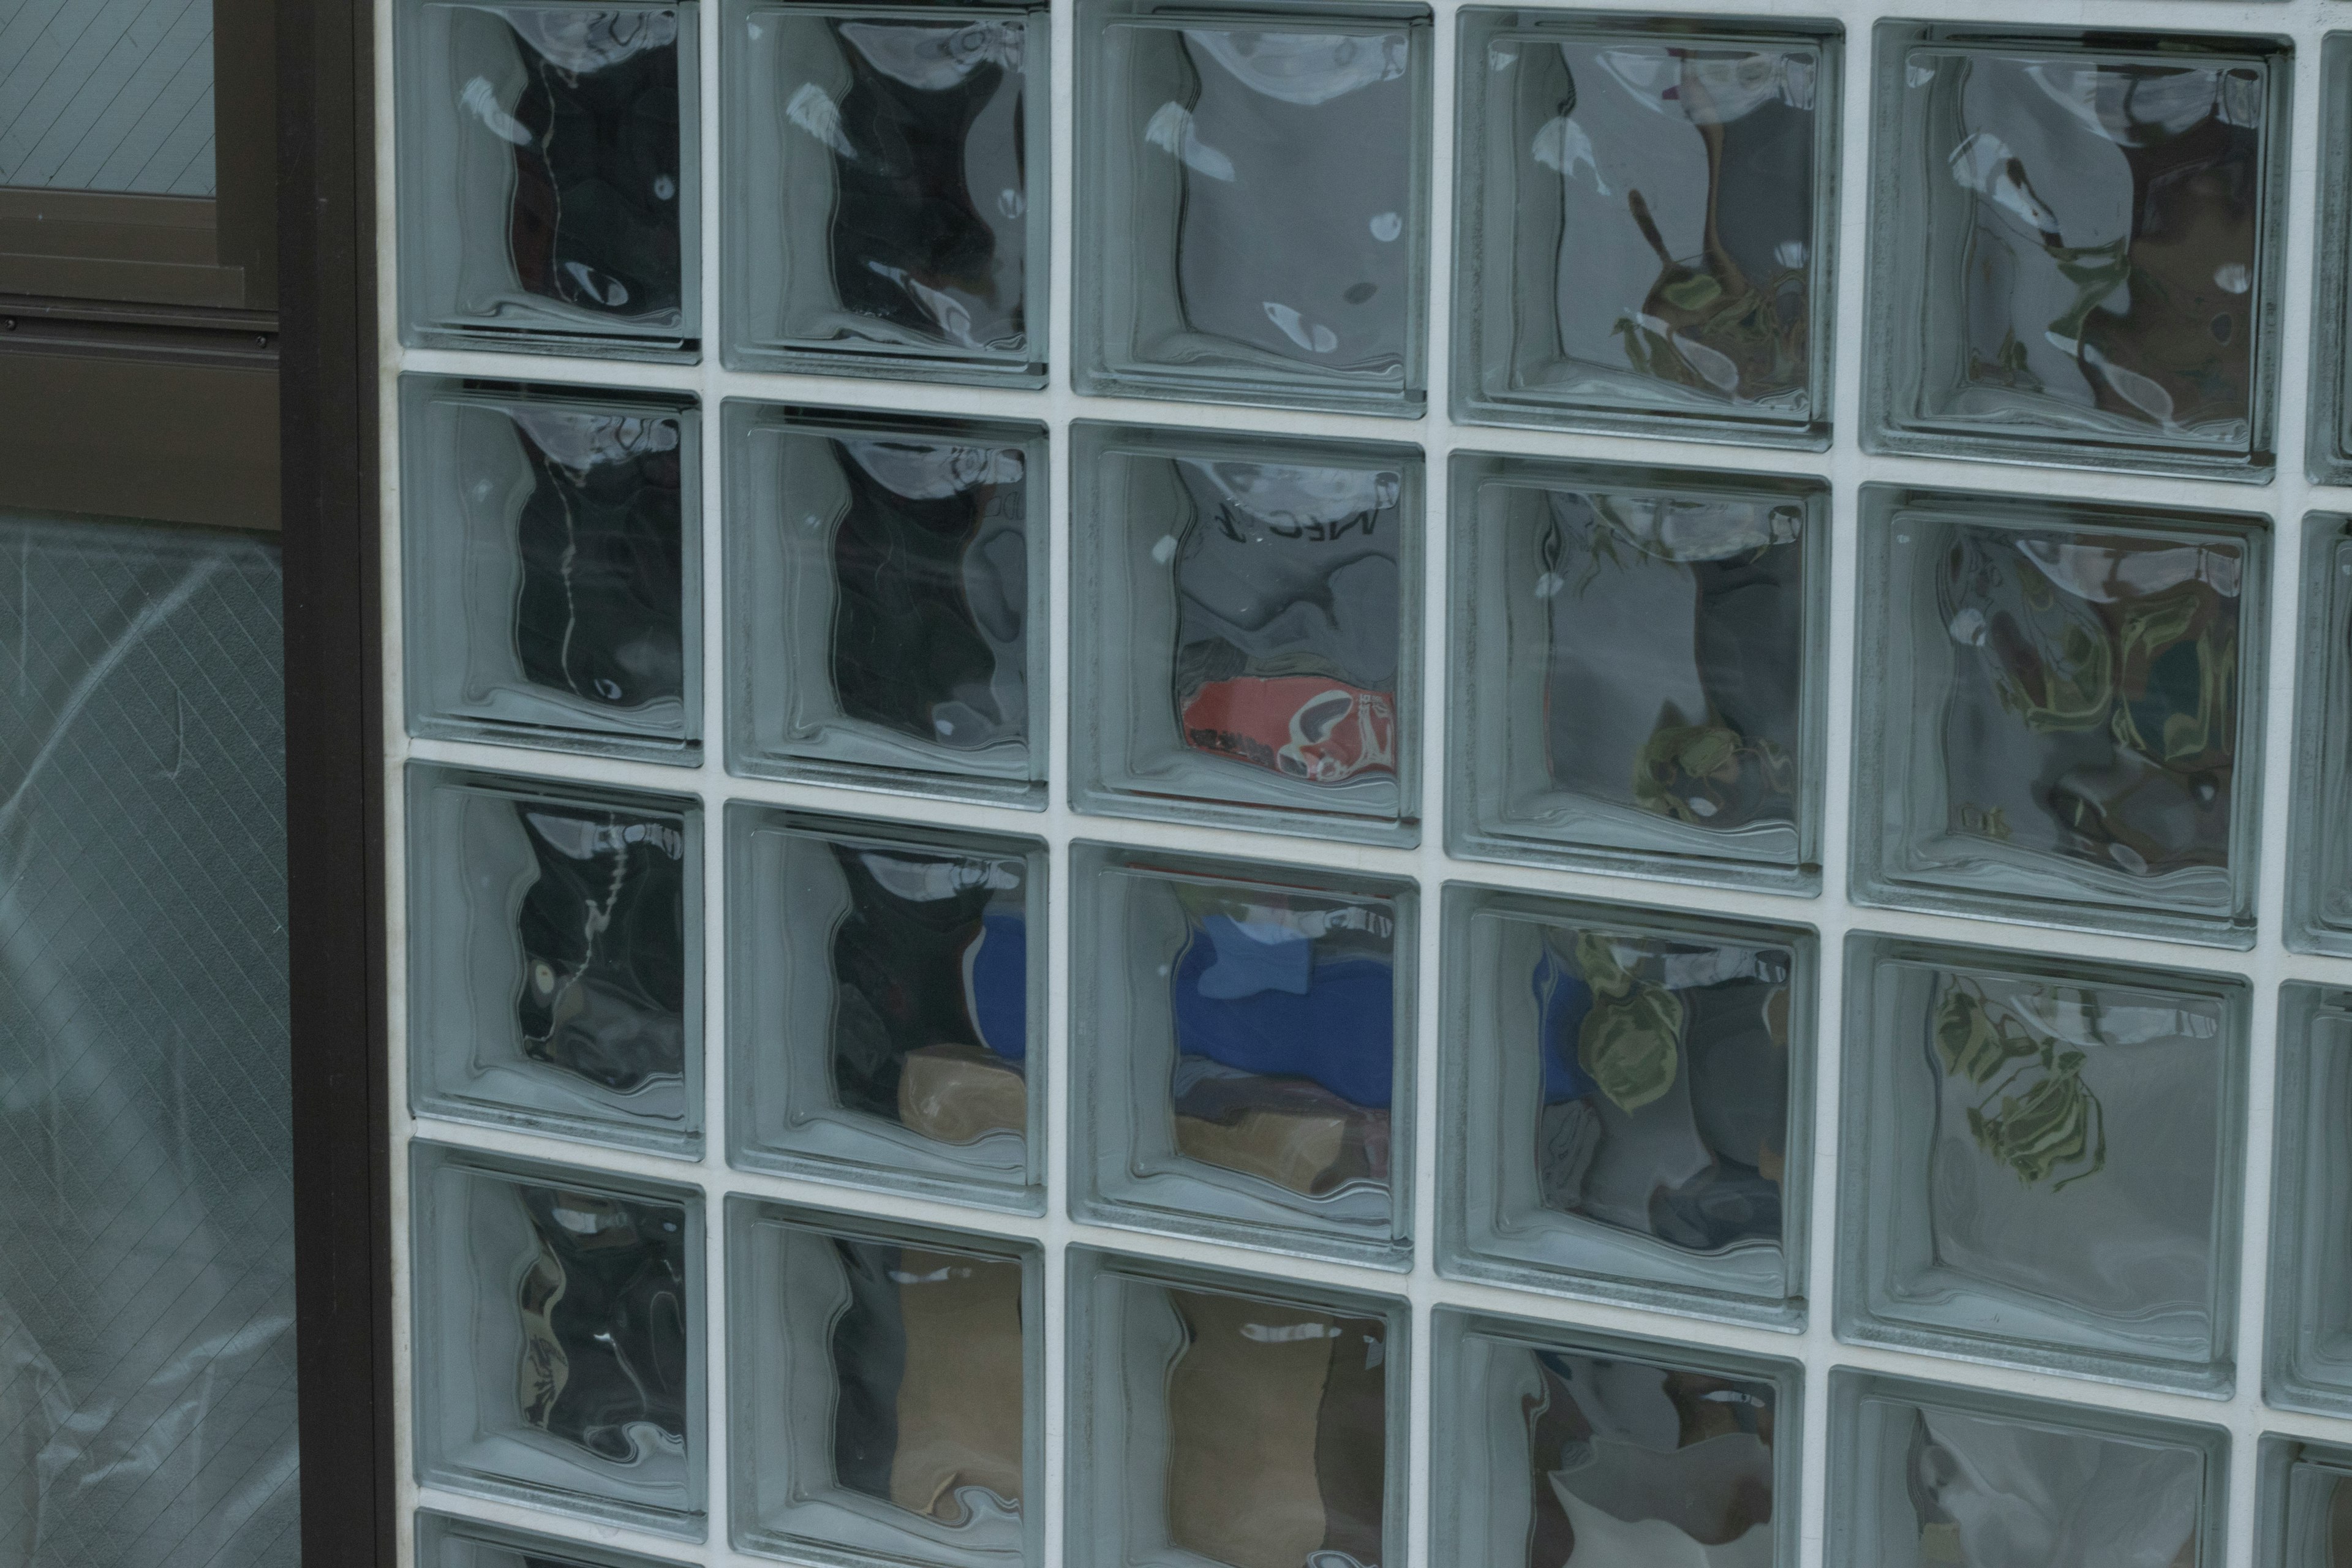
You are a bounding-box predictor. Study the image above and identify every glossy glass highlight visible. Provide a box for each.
[728,807,1044,1210]
[1441,885,1812,1321]
[1866,27,2284,476]
[1453,11,1839,445]
[1075,0,1432,413]
[729,1201,1038,1568]
[407,766,700,1153]
[1450,453,1823,888]
[1838,936,2246,1391]
[1852,486,2266,944]
[722,2,1047,383]
[1072,845,1414,1265]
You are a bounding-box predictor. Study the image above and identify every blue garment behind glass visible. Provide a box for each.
[968,910,1027,1062]
[1532,948,1598,1102]
[1169,918,1393,1107]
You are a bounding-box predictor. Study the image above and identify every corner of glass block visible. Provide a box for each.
[1835,932,2249,1396]
[415,1510,696,1568]
[405,763,704,1157]
[1449,9,1842,448]
[1446,450,1827,891]
[1068,421,1423,846]
[722,401,1048,805]
[1435,881,1814,1327]
[1849,484,2268,949]
[2263,982,2352,1418]
[1069,841,1417,1268]
[394,0,703,355]
[1067,1247,1408,1568]
[2257,1433,2352,1568]
[1826,1370,2228,1568]
[1432,1305,1804,1568]
[717,0,1050,388]
[1861,23,2286,480]
[725,804,1047,1215]
[1072,0,1434,417]
[410,1140,707,1537]
[725,1196,1042,1568]
[398,375,703,764]
[2287,515,2352,957]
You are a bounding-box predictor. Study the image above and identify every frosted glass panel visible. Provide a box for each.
[0,0,217,194]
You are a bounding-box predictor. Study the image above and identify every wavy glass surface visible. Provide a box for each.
[1871,34,2280,472]
[1855,489,2264,942]
[1436,1313,1796,1568]
[408,766,700,1152]
[729,1202,1037,1568]
[2267,987,2352,1414]
[1831,1374,2223,1568]
[723,4,1044,381]
[1077,0,1430,412]
[1070,1252,1401,1568]
[2266,1441,2352,1568]
[417,1511,694,1568]
[399,0,697,345]
[726,404,1044,801]
[1839,938,2244,1389]
[2290,516,2352,954]
[1442,886,1809,1319]
[1072,846,1412,1263]
[1455,13,1834,442]
[1072,422,1419,842]
[1450,455,1822,886]
[729,808,1042,1208]
[402,377,698,756]
[412,1145,704,1532]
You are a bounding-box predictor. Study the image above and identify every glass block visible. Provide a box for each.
[2265,985,2352,1414]
[416,1511,693,1568]
[1433,1309,1801,1568]
[1074,0,1433,415]
[1452,11,1840,447]
[401,377,701,761]
[728,805,1045,1212]
[726,402,1047,807]
[1829,1372,2225,1568]
[1071,844,1414,1267]
[1837,935,2247,1392]
[720,0,1049,385]
[1852,486,2267,946]
[396,0,700,353]
[1439,884,1814,1324]
[1449,453,1825,889]
[412,1142,704,1534]
[2259,1437,2352,1568]
[2289,518,2352,955]
[407,765,701,1154]
[728,1199,1041,1568]
[2310,42,2352,483]
[1068,1249,1406,1568]
[1071,422,1421,846]
[1865,25,2285,478]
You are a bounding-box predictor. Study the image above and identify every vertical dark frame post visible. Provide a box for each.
[279,0,396,1556]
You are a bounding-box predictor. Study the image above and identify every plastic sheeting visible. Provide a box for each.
[0,513,297,1566]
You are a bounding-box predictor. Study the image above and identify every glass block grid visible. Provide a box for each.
[377,0,2352,1564]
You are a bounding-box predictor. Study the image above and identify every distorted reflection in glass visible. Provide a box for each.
[729,809,1039,1207]
[1876,39,2278,467]
[400,0,694,343]
[727,405,1042,797]
[1858,492,2261,938]
[1439,1319,1786,1568]
[1072,1255,1397,1568]
[1451,456,1819,884]
[2281,1449,2352,1568]
[417,1509,696,1568]
[407,767,697,1150]
[726,6,1041,378]
[1080,5,1430,410]
[1842,941,2243,1387]
[1073,846,1412,1262]
[1072,423,1418,840]
[731,1204,1033,1568]
[1458,19,1830,439]
[413,1147,702,1529]
[2288,518,2352,954]
[1837,1377,2216,1568]
[403,378,695,755]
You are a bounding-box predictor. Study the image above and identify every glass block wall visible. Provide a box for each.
[374,0,2352,1564]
